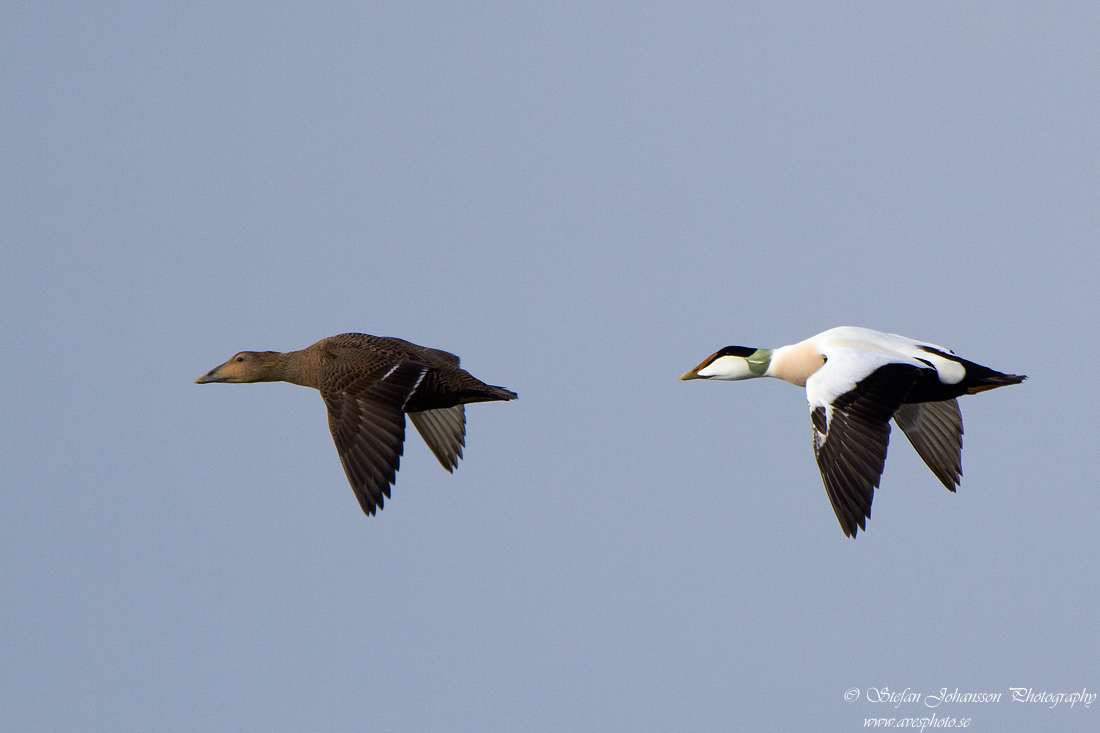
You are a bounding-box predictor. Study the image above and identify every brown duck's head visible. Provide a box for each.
[195,351,283,384]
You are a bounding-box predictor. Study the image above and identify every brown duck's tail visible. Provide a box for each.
[459,383,518,403]
[482,384,518,401]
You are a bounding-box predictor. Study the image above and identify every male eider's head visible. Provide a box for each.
[680,346,773,381]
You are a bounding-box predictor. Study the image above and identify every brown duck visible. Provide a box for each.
[196,333,517,515]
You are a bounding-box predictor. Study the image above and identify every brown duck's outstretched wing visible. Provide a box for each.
[408,405,466,472]
[893,399,963,492]
[319,359,428,515]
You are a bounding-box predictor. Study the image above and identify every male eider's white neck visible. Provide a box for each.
[768,338,826,387]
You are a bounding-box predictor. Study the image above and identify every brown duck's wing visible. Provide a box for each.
[319,358,429,515]
[325,333,461,367]
[893,399,963,492]
[408,405,466,471]
[420,346,461,367]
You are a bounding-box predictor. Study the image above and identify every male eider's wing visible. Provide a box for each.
[806,351,925,537]
[319,356,429,515]
[893,399,963,492]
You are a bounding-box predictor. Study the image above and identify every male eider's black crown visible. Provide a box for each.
[716,345,756,358]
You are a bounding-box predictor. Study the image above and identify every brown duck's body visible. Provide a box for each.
[196,333,516,516]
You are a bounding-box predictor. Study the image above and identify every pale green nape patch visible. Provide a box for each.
[747,348,773,376]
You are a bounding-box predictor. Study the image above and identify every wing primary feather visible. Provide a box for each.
[894,400,963,491]
[809,362,923,537]
[408,406,466,472]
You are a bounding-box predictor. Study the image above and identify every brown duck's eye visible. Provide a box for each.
[236,356,245,362]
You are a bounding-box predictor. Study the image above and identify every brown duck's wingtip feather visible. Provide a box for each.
[840,515,862,538]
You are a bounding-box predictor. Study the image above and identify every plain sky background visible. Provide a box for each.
[3,3,1098,731]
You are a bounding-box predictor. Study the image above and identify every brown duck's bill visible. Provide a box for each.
[195,363,229,383]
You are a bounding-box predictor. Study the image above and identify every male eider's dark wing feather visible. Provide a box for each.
[408,405,466,471]
[893,399,963,492]
[808,359,924,537]
[319,358,428,515]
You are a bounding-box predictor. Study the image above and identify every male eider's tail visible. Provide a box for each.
[958,359,1027,395]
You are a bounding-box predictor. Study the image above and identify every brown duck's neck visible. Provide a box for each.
[243,349,315,388]
[269,348,322,389]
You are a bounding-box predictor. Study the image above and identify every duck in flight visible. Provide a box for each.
[680,326,1025,537]
[196,333,516,516]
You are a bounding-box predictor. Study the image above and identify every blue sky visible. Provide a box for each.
[3,3,1098,731]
